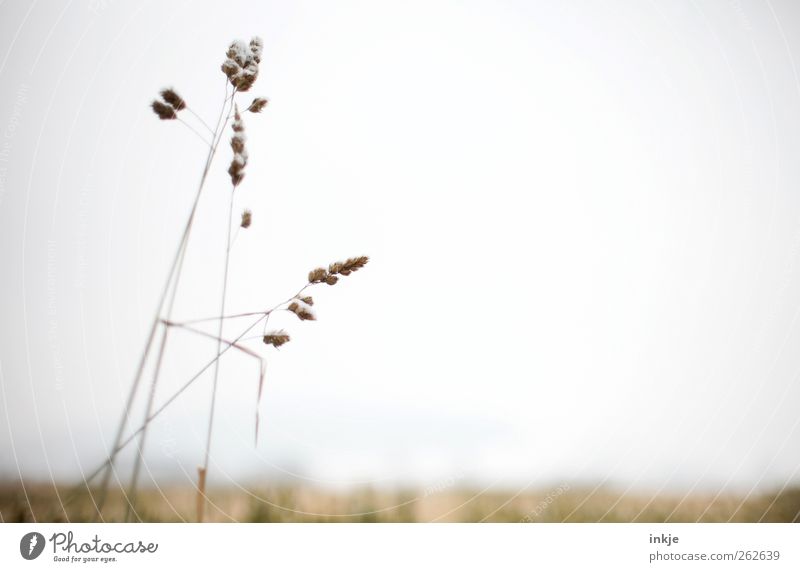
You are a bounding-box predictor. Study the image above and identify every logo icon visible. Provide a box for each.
[20,532,45,560]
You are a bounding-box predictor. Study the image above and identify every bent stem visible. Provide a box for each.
[66,313,268,504]
[92,290,307,481]
[72,280,311,503]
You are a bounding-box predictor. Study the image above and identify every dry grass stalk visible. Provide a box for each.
[196,467,207,523]
[113,59,242,521]
[82,36,370,524]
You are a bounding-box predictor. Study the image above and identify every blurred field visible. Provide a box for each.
[1,482,798,522]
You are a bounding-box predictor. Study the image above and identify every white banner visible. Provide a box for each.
[0,524,797,571]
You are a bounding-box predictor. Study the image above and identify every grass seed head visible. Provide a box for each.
[288,300,316,321]
[221,58,239,79]
[329,256,369,276]
[249,97,269,113]
[151,100,177,120]
[160,88,186,111]
[250,37,264,63]
[228,105,248,186]
[308,267,328,284]
[309,256,369,285]
[263,330,290,347]
[222,38,260,92]
[240,209,252,228]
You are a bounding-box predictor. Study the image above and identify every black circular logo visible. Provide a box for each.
[19,532,45,560]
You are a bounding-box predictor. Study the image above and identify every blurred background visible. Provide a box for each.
[1,0,800,521]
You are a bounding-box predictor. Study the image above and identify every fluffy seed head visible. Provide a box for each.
[249,97,269,113]
[263,330,290,347]
[308,267,328,284]
[231,132,246,153]
[329,256,370,276]
[288,300,316,321]
[160,88,186,111]
[250,37,264,63]
[222,38,261,91]
[227,40,250,66]
[221,59,239,78]
[308,256,369,285]
[240,209,252,229]
[228,168,245,187]
[151,100,177,120]
[228,105,248,186]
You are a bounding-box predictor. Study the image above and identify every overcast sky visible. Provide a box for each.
[1,0,800,499]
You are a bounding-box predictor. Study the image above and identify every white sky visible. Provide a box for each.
[1,0,800,496]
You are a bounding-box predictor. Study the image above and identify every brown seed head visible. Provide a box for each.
[151,100,177,120]
[249,97,269,113]
[232,107,245,132]
[299,296,313,306]
[160,88,186,111]
[329,255,369,276]
[222,39,260,92]
[288,301,316,321]
[221,58,239,79]
[263,330,290,348]
[240,209,252,229]
[250,37,264,63]
[231,134,246,153]
[228,105,247,186]
[308,267,328,284]
[324,274,339,285]
[228,170,245,186]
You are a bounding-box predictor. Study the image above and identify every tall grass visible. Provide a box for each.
[69,37,369,522]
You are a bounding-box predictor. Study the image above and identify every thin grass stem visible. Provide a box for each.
[68,313,268,501]
[198,185,237,522]
[177,117,212,147]
[96,78,232,518]
[185,107,215,135]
